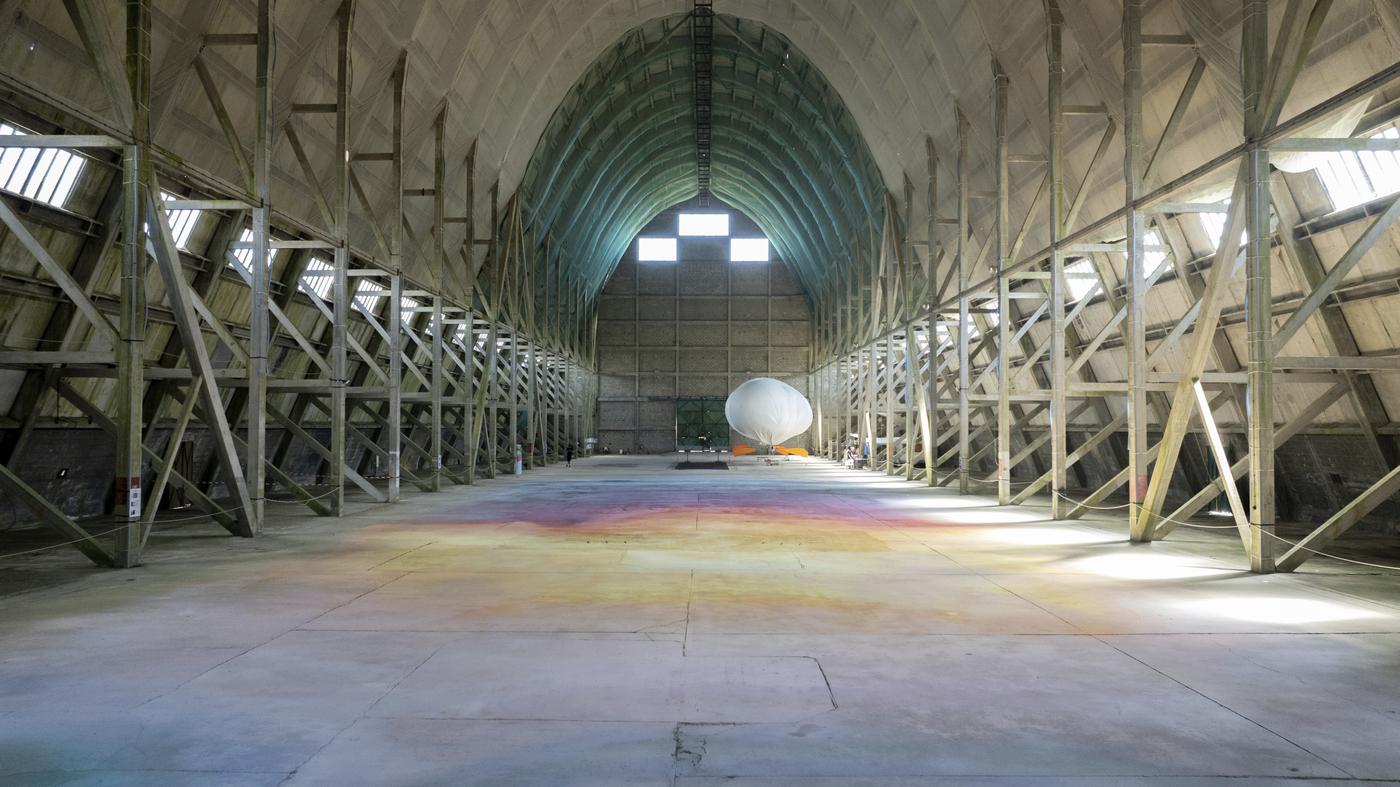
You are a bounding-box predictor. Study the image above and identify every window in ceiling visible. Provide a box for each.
[299,257,334,300]
[1198,192,1243,252]
[1142,229,1168,276]
[228,227,281,274]
[1064,258,1098,302]
[730,238,769,262]
[637,237,677,262]
[160,191,202,251]
[353,283,384,318]
[0,122,85,208]
[979,297,1000,327]
[1314,125,1400,211]
[679,212,729,236]
[399,296,421,327]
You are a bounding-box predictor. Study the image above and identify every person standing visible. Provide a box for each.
[565,442,575,467]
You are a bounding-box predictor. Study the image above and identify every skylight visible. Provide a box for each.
[160,191,201,250]
[679,213,729,236]
[730,238,769,262]
[299,257,334,300]
[399,296,421,327]
[353,283,383,318]
[1197,191,1246,252]
[1064,258,1098,302]
[1142,229,1168,275]
[0,123,84,208]
[1314,125,1400,211]
[638,237,677,262]
[228,228,280,273]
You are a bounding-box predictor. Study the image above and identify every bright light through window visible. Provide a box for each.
[1315,125,1400,211]
[0,122,85,208]
[637,237,677,262]
[1065,258,1098,302]
[975,298,999,329]
[399,296,420,326]
[1198,191,1245,252]
[300,257,334,300]
[229,227,281,273]
[353,282,383,317]
[679,213,729,236]
[160,191,201,250]
[1143,229,1168,275]
[730,238,769,262]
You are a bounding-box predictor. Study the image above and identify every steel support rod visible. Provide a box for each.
[1047,1,1069,519]
[1243,0,1275,572]
[112,0,148,566]
[956,109,972,495]
[993,62,1012,504]
[245,0,274,531]
[329,0,354,514]
[1123,0,1151,535]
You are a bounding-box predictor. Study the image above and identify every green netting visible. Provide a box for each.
[518,13,886,303]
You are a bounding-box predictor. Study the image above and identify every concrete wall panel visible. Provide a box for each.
[598,322,636,346]
[637,297,676,320]
[593,207,813,453]
[679,298,728,320]
[729,323,769,346]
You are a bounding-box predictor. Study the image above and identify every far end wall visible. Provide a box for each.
[596,219,812,454]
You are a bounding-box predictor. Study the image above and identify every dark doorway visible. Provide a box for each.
[676,397,729,451]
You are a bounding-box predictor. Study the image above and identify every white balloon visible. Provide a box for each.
[724,377,813,446]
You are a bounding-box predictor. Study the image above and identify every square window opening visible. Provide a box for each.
[299,257,335,300]
[1314,125,1400,211]
[0,122,86,209]
[229,228,281,274]
[638,237,678,262]
[679,213,730,236]
[730,238,769,262]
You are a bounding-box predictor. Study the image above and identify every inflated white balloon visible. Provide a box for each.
[724,377,813,446]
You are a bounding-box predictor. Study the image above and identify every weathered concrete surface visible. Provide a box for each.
[2,454,1399,785]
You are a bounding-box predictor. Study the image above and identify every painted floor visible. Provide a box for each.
[2,454,1400,786]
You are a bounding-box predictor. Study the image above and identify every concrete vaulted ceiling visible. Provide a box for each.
[5,0,1396,305]
[516,13,887,297]
[8,0,1000,299]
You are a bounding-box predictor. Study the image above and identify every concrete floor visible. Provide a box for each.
[3,454,1400,786]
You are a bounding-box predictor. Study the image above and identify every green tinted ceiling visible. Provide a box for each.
[518,13,886,301]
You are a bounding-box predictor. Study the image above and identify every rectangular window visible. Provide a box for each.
[1142,229,1168,275]
[299,257,334,300]
[637,237,677,261]
[160,191,201,250]
[1196,191,1246,252]
[1315,125,1400,211]
[1064,258,1098,302]
[0,123,85,208]
[984,306,999,328]
[679,213,729,236]
[399,296,421,327]
[353,283,383,318]
[1200,208,1232,251]
[730,238,769,262]
[228,227,281,273]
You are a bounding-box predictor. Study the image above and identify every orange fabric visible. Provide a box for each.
[774,446,809,457]
[732,444,756,456]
